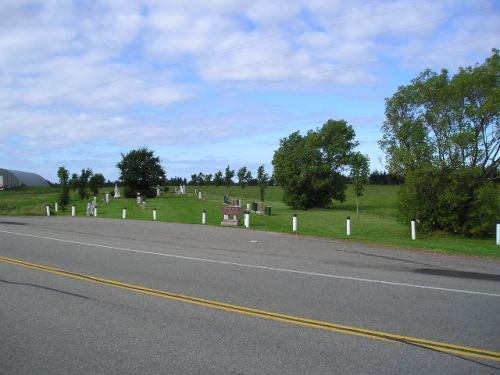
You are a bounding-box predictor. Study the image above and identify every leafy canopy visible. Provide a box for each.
[379,50,499,237]
[117,147,166,198]
[272,119,358,209]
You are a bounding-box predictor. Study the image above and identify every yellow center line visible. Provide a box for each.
[1,255,499,362]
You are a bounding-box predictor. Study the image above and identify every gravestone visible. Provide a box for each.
[221,206,243,226]
[156,187,161,197]
[252,202,271,215]
[113,183,121,198]
[224,196,241,207]
[136,193,141,204]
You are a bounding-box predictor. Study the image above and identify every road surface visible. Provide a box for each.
[1,216,499,374]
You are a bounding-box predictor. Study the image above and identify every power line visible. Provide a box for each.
[104,36,500,119]
[27,6,495,113]
[0,2,423,110]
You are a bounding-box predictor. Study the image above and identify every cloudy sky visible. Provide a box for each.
[1,0,498,182]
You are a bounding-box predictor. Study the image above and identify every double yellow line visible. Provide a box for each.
[1,255,499,362]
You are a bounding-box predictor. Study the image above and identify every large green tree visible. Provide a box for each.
[273,119,358,209]
[380,50,499,237]
[117,147,166,198]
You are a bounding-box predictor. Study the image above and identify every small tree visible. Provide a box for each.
[224,165,235,195]
[237,167,252,199]
[350,153,370,218]
[190,174,198,186]
[77,168,92,199]
[204,173,213,185]
[89,173,105,196]
[117,147,166,198]
[214,170,223,191]
[197,172,205,189]
[256,165,269,202]
[57,166,70,210]
[70,173,79,191]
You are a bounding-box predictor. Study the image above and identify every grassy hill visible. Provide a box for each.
[0,185,498,257]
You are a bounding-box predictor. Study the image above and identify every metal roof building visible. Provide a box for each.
[0,168,49,188]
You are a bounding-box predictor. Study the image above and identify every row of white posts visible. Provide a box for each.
[44,202,500,244]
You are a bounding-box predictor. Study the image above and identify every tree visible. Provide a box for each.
[224,165,235,195]
[350,153,370,218]
[190,174,198,186]
[117,147,166,198]
[204,173,213,185]
[70,173,79,191]
[273,119,358,209]
[214,170,223,189]
[77,168,92,199]
[237,167,252,198]
[57,166,70,210]
[89,173,105,196]
[197,172,205,188]
[379,50,499,236]
[256,165,269,202]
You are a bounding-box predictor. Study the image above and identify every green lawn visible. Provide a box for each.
[1,185,498,257]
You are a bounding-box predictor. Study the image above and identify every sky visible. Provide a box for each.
[0,0,499,182]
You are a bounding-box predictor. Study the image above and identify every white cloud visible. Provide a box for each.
[0,0,498,178]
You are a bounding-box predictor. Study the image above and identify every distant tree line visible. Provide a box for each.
[185,165,272,202]
[367,170,404,185]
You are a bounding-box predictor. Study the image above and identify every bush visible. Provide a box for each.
[398,167,499,237]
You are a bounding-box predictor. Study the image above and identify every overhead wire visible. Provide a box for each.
[21,6,495,115]
[0,1,423,111]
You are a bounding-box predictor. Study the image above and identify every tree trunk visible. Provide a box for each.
[356,194,359,218]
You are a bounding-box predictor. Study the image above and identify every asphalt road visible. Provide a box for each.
[0,216,499,374]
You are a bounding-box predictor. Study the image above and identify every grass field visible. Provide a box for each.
[1,185,498,257]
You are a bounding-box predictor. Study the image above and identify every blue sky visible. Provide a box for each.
[0,0,498,182]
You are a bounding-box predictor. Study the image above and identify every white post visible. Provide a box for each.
[346,216,351,236]
[105,193,109,204]
[94,206,97,217]
[199,191,202,199]
[202,209,206,225]
[244,211,250,228]
[411,220,416,240]
[122,207,127,219]
[496,221,500,246]
[292,214,298,232]
[45,205,50,217]
[71,204,76,217]
[153,208,157,221]
[54,202,58,213]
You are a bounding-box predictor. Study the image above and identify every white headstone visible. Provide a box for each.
[156,187,161,197]
[114,183,121,198]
